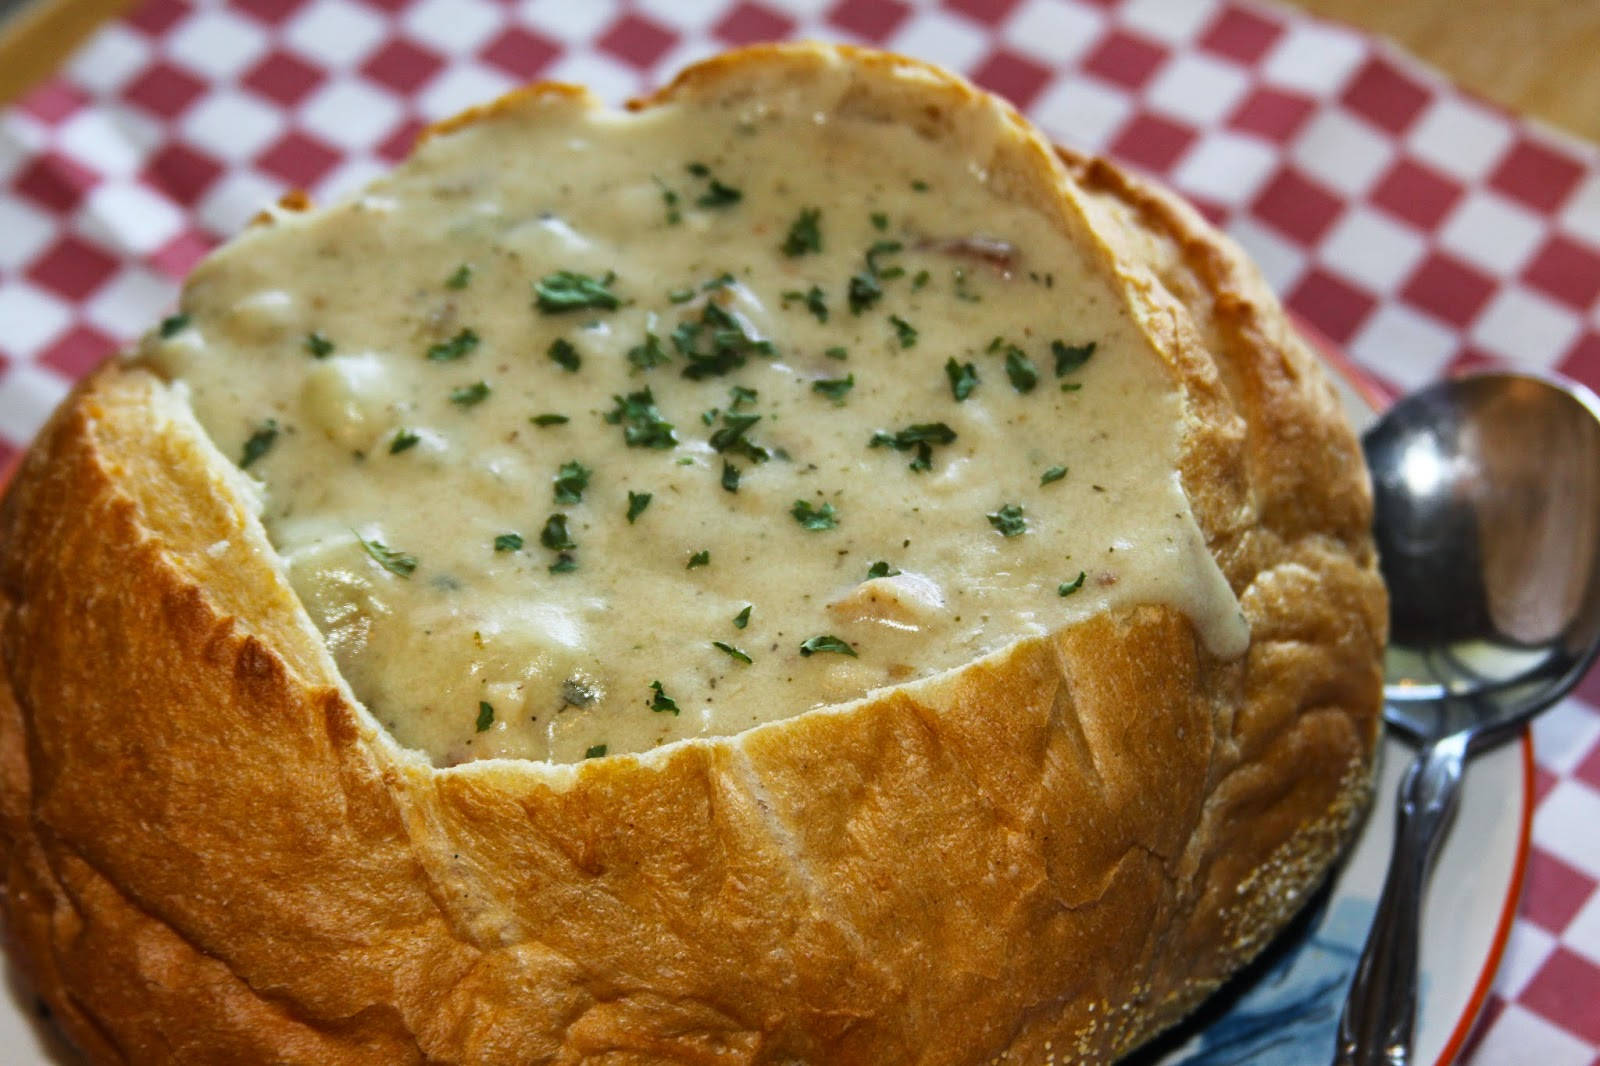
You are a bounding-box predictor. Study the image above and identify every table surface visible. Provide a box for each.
[0,3,1598,1066]
[7,0,1600,143]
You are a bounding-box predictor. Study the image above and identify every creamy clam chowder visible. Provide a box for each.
[142,77,1248,765]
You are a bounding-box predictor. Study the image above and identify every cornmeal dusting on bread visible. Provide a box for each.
[143,66,1247,764]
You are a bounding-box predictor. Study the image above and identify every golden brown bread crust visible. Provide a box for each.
[0,44,1385,1064]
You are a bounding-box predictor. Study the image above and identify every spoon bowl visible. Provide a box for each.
[1334,370,1600,1066]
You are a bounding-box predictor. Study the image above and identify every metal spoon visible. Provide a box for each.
[1333,371,1600,1066]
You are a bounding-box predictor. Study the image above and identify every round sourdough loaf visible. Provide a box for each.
[0,43,1385,1065]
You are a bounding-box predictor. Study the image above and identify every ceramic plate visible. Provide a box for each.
[0,342,1531,1065]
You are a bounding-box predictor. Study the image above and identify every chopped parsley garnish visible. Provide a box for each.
[1005,347,1039,393]
[708,411,766,461]
[911,269,931,290]
[825,346,849,360]
[390,428,421,454]
[889,315,918,348]
[865,240,903,278]
[721,461,741,493]
[702,272,736,291]
[1041,465,1068,486]
[626,491,652,523]
[866,561,901,579]
[548,553,577,574]
[987,504,1027,537]
[847,271,882,314]
[548,337,581,372]
[667,287,695,304]
[534,270,621,313]
[584,743,608,759]
[450,381,490,407]
[799,634,856,657]
[687,549,710,569]
[445,264,473,290]
[305,331,334,358]
[713,641,753,664]
[493,532,523,552]
[649,680,680,714]
[911,179,929,191]
[553,460,591,505]
[870,211,888,231]
[945,358,979,401]
[782,207,822,256]
[476,701,494,732]
[604,388,677,449]
[239,419,278,468]
[531,413,569,426]
[870,422,958,472]
[627,331,670,371]
[672,302,774,380]
[1052,339,1096,376]
[733,605,751,629]
[1058,571,1087,596]
[782,285,828,323]
[426,328,479,362]
[729,384,758,410]
[540,513,576,551]
[158,313,190,338]
[652,175,681,225]
[356,533,417,577]
[695,178,742,208]
[812,373,854,402]
[790,500,838,531]
[953,268,980,303]
[1061,382,1083,393]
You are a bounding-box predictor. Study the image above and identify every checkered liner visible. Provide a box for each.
[2,1,1598,1061]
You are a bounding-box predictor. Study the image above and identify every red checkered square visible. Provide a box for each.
[1252,166,1343,243]
[481,26,560,81]
[1083,30,1168,91]
[377,118,425,164]
[1520,947,1600,1044]
[122,60,208,119]
[1340,55,1431,135]
[25,235,120,301]
[1287,266,1376,344]
[713,2,796,45]
[943,0,1024,25]
[1400,251,1497,327]
[354,0,411,11]
[1109,112,1197,173]
[256,129,342,188]
[1228,86,1315,142]
[1522,234,1600,310]
[1523,847,1600,934]
[16,81,90,123]
[12,152,100,213]
[970,48,1054,110]
[597,13,680,69]
[126,0,189,37]
[1370,157,1463,230]
[1577,731,1600,791]
[361,37,445,94]
[38,324,117,379]
[0,438,16,475]
[150,229,215,278]
[1199,5,1283,65]
[232,0,313,26]
[1490,138,1586,214]
[827,0,913,42]
[141,141,224,206]
[1534,763,1559,805]
[1561,333,1600,400]
[242,49,326,108]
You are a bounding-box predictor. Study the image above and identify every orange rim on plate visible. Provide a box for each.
[0,329,1534,1063]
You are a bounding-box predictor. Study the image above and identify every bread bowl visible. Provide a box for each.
[0,40,1386,1065]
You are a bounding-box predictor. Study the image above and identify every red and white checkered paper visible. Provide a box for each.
[2,0,1598,1061]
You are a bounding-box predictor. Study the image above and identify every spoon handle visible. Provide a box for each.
[1333,730,1470,1066]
